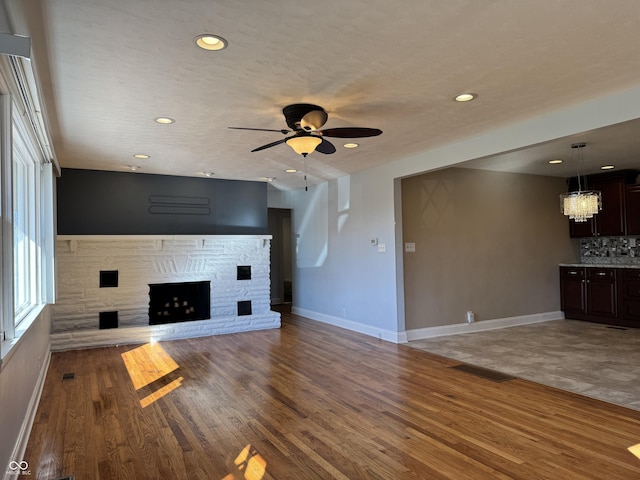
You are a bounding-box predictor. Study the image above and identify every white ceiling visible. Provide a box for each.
[7,0,640,190]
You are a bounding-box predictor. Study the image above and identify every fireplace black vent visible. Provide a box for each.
[149,281,211,325]
[238,300,252,316]
[237,265,251,280]
[99,311,118,329]
[100,270,118,288]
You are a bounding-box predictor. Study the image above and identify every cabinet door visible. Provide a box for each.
[586,268,617,318]
[619,269,640,322]
[625,185,640,235]
[591,178,626,236]
[560,268,586,315]
[569,218,595,238]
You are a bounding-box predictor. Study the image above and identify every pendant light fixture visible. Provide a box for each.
[559,143,602,222]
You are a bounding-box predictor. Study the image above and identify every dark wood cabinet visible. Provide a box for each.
[559,267,586,316]
[625,184,640,235]
[591,177,626,236]
[568,170,638,238]
[560,266,640,327]
[560,266,617,321]
[585,267,617,318]
[618,269,640,325]
[569,217,595,238]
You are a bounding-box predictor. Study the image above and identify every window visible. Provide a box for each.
[12,109,42,326]
[0,58,56,350]
[0,93,55,343]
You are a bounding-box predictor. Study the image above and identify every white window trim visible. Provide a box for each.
[0,52,57,365]
[1,93,14,345]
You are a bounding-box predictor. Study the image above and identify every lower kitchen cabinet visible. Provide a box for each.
[585,267,617,318]
[619,269,640,323]
[560,266,640,327]
[559,267,587,316]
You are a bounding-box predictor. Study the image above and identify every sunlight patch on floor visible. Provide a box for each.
[121,342,182,407]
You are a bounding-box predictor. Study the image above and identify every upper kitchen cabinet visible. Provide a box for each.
[568,170,639,238]
[625,184,640,235]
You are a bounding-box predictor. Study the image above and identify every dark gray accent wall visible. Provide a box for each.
[57,169,268,235]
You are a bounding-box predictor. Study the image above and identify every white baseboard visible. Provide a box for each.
[291,307,407,344]
[405,311,564,341]
[5,346,51,480]
[291,308,562,344]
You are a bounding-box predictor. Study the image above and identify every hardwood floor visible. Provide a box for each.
[24,309,640,479]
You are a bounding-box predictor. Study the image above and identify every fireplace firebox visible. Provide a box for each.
[148,281,211,325]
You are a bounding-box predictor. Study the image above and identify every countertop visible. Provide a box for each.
[560,263,640,269]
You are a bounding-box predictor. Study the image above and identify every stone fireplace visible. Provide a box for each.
[51,235,280,350]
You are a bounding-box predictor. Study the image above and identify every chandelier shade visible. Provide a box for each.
[559,142,602,222]
[559,190,602,222]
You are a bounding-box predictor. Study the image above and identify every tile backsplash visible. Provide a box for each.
[581,236,640,264]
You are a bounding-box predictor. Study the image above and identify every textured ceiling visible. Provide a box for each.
[7,0,640,189]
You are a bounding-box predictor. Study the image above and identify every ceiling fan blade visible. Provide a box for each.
[319,127,382,138]
[315,138,336,154]
[251,138,288,152]
[229,126,290,135]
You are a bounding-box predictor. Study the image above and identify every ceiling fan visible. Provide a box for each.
[229,103,382,157]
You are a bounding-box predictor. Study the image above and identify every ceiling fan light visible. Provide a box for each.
[286,136,322,156]
[300,110,328,131]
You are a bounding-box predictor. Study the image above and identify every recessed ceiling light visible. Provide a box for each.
[129,165,140,171]
[343,143,359,149]
[601,165,615,170]
[155,117,175,124]
[259,177,275,182]
[133,154,150,159]
[285,169,298,173]
[195,34,228,51]
[202,172,214,177]
[548,159,563,164]
[454,93,478,102]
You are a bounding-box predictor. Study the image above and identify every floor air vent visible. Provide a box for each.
[61,372,75,380]
[450,364,515,383]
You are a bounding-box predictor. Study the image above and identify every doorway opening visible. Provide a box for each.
[268,208,292,305]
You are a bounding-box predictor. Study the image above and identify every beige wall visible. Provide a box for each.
[401,167,579,330]
[0,307,51,476]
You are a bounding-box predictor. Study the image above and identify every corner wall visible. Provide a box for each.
[401,168,578,329]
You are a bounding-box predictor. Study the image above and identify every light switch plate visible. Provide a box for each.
[378,243,386,253]
[405,242,416,252]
